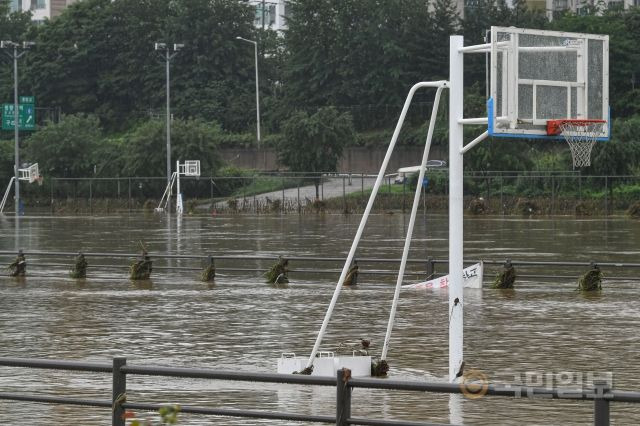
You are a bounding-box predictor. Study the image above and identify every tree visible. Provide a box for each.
[0,0,33,104]
[23,114,103,177]
[122,118,223,177]
[277,107,355,198]
[23,0,257,132]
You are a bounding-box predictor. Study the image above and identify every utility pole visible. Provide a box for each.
[1,40,34,215]
[236,37,262,166]
[154,42,184,187]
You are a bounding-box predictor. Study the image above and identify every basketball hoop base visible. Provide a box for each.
[547,119,607,168]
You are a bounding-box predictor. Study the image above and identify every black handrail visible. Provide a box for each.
[1,356,638,425]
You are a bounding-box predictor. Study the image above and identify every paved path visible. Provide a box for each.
[213,176,378,210]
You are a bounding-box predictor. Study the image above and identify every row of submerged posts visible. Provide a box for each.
[492,259,603,292]
[4,250,361,286]
[6,250,602,291]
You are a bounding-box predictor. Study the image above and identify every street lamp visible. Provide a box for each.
[1,40,34,216]
[154,42,184,187]
[236,37,261,152]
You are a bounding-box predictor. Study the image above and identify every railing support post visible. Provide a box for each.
[336,368,351,426]
[112,357,127,426]
[426,257,435,280]
[593,380,610,426]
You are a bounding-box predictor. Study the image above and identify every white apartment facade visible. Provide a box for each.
[544,0,639,19]
[10,0,79,21]
[247,0,289,31]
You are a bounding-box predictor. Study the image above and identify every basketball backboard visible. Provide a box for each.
[184,160,200,177]
[488,26,609,141]
[18,163,39,183]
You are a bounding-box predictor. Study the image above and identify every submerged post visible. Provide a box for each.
[112,357,127,426]
[449,35,465,383]
[593,380,610,426]
[336,369,352,426]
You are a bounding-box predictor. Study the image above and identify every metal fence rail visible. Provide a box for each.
[0,356,637,425]
[2,250,640,282]
[6,171,640,214]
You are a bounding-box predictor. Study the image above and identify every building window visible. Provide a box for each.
[553,0,568,9]
[254,2,276,28]
[31,0,47,10]
[607,0,623,9]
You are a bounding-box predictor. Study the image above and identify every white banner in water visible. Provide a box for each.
[402,262,483,290]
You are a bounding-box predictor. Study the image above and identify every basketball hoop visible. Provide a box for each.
[547,119,607,168]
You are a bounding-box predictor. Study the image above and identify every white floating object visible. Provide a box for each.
[402,261,483,290]
[277,352,371,377]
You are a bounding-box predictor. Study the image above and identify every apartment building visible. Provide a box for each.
[545,0,639,19]
[10,0,79,21]
[247,0,289,31]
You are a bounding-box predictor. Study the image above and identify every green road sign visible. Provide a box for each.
[2,103,36,131]
[19,96,35,104]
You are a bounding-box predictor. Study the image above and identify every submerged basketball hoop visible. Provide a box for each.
[547,119,607,168]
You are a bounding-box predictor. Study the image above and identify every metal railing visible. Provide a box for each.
[5,171,640,214]
[0,356,637,425]
[2,250,640,282]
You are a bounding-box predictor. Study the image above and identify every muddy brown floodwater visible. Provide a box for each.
[1,213,639,425]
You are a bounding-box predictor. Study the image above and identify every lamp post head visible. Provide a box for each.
[235,36,256,45]
[154,42,167,50]
[1,40,17,49]
[173,43,184,51]
[22,42,35,49]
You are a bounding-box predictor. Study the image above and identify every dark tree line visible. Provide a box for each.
[1,0,640,180]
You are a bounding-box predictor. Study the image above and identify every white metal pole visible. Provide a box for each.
[166,49,171,189]
[176,161,181,214]
[449,35,465,383]
[13,45,19,216]
[381,85,446,361]
[305,81,448,370]
[254,41,260,148]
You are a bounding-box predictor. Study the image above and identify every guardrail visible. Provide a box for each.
[0,356,637,425]
[2,251,640,282]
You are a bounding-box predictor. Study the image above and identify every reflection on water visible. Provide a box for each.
[1,214,640,425]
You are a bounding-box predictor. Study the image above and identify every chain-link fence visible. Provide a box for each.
[6,171,640,215]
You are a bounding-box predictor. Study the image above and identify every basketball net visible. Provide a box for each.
[558,121,606,169]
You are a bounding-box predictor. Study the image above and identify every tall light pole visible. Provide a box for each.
[236,37,261,152]
[1,40,34,216]
[154,42,183,187]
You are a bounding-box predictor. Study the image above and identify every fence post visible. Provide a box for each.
[112,357,127,426]
[593,379,610,426]
[89,179,93,215]
[282,175,285,214]
[336,368,352,426]
[551,175,555,215]
[604,176,608,215]
[50,178,54,214]
[426,257,435,280]
[128,178,131,213]
[402,178,406,213]
[343,176,346,213]
[361,173,364,194]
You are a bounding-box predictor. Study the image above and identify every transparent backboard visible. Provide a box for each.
[184,160,200,177]
[489,27,609,141]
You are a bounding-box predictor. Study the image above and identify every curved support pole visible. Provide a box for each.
[0,177,16,214]
[305,81,449,369]
[381,86,446,361]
